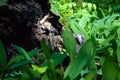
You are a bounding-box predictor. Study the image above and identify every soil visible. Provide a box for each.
[0,0,63,60]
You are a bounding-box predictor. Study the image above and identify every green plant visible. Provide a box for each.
[0,0,120,80]
[0,39,42,79]
[0,39,66,80]
[50,0,120,79]
[63,30,97,79]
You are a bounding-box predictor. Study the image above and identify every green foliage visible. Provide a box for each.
[14,45,32,61]
[102,56,120,80]
[50,0,120,79]
[0,40,66,80]
[62,28,76,62]
[40,39,50,59]
[64,36,97,79]
[0,0,120,79]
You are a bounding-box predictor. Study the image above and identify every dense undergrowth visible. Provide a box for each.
[0,0,120,80]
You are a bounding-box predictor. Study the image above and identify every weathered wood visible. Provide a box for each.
[0,0,62,60]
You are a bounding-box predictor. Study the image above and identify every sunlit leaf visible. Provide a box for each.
[32,64,47,74]
[51,3,60,15]
[101,34,115,45]
[78,16,90,28]
[69,19,80,33]
[74,21,89,40]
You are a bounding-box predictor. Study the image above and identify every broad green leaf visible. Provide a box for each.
[0,40,7,68]
[8,60,32,69]
[74,21,89,40]
[96,44,112,53]
[113,21,120,27]
[28,49,41,57]
[62,28,76,62]
[85,71,96,80]
[6,49,41,67]
[69,19,80,33]
[40,39,50,59]
[64,56,88,80]
[91,25,99,38]
[41,72,49,80]
[105,14,119,28]
[24,67,39,79]
[64,37,96,79]
[84,37,97,80]
[48,59,57,80]
[14,45,31,60]
[117,40,120,67]
[85,60,97,80]
[32,64,47,74]
[78,36,96,58]
[102,56,119,80]
[51,3,60,15]
[101,34,115,45]
[50,52,66,66]
[41,52,66,67]
[117,72,120,80]
[79,16,90,28]
[21,72,30,80]
[6,55,23,68]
